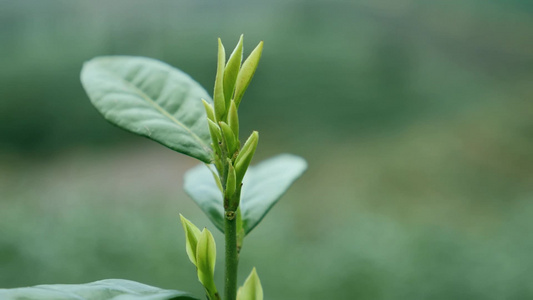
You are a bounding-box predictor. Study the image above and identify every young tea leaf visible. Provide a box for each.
[225,160,237,200]
[234,131,259,185]
[220,121,238,155]
[179,214,202,266]
[228,100,239,140]
[214,39,226,121]
[236,268,263,300]
[202,99,216,122]
[223,35,244,104]
[207,119,223,145]
[234,41,263,108]
[81,56,213,163]
[196,228,217,295]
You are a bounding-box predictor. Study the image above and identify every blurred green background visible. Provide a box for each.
[1,0,533,299]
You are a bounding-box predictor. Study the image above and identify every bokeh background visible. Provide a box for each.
[1,0,533,299]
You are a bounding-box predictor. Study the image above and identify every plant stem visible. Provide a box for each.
[224,212,238,300]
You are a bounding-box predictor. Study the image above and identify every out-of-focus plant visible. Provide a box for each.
[0,36,306,300]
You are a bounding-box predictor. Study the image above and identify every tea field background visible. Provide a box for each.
[1,0,533,299]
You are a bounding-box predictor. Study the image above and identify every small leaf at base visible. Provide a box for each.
[179,214,202,266]
[196,228,217,294]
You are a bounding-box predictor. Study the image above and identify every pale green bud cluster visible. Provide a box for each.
[181,36,265,300]
[180,215,220,300]
[202,35,263,212]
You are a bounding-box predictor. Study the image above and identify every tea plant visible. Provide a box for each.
[0,36,306,300]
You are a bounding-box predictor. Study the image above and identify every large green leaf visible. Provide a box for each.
[0,279,199,300]
[81,56,213,163]
[184,154,307,234]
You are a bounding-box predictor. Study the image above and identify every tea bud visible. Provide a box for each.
[228,100,239,140]
[236,268,263,300]
[235,131,259,184]
[225,159,237,200]
[234,41,263,107]
[179,214,201,266]
[219,121,238,155]
[207,119,222,141]
[202,99,215,122]
[223,35,243,106]
[214,38,226,121]
[196,228,217,295]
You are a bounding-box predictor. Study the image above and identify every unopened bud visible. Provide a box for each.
[225,159,237,200]
[228,100,239,140]
[223,35,243,106]
[214,38,226,121]
[202,99,215,122]
[234,41,263,108]
[196,228,217,295]
[207,119,222,141]
[236,268,263,300]
[234,131,259,184]
[219,121,238,155]
[179,214,201,266]
[207,119,223,156]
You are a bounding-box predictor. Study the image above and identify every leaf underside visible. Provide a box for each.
[81,56,213,163]
[184,154,307,234]
[0,279,199,300]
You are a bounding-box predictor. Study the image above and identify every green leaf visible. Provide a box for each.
[183,154,307,234]
[179,214,202,266]
[236,268,263,300]
[196,228,217,296]
[81,56,213,163]
[0,279,199,300]
[184,164,226,232]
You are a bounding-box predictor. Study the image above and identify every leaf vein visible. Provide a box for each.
[101,68,210,152]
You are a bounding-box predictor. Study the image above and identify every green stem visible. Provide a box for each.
[207,289,220,300]
[224,212,239,300]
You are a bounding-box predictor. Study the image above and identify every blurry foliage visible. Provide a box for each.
[1,0,533,299]
[1,144,532,299]
[1,0,531,152]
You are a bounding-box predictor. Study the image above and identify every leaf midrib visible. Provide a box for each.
[101,67,210,152]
